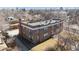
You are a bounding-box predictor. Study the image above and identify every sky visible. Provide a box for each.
[0,0,79,7]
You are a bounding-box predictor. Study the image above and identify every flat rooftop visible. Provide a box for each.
[31,38,58,51]
[28,20,57,26]
[21,19,62,28]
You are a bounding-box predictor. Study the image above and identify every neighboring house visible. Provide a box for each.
[5,16,18,24]
[6,16,15,22]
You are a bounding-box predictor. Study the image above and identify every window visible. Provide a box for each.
[44,33,48,37]
[44,27,48,33]
[37,36,39,40]
[44,27,48,30]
